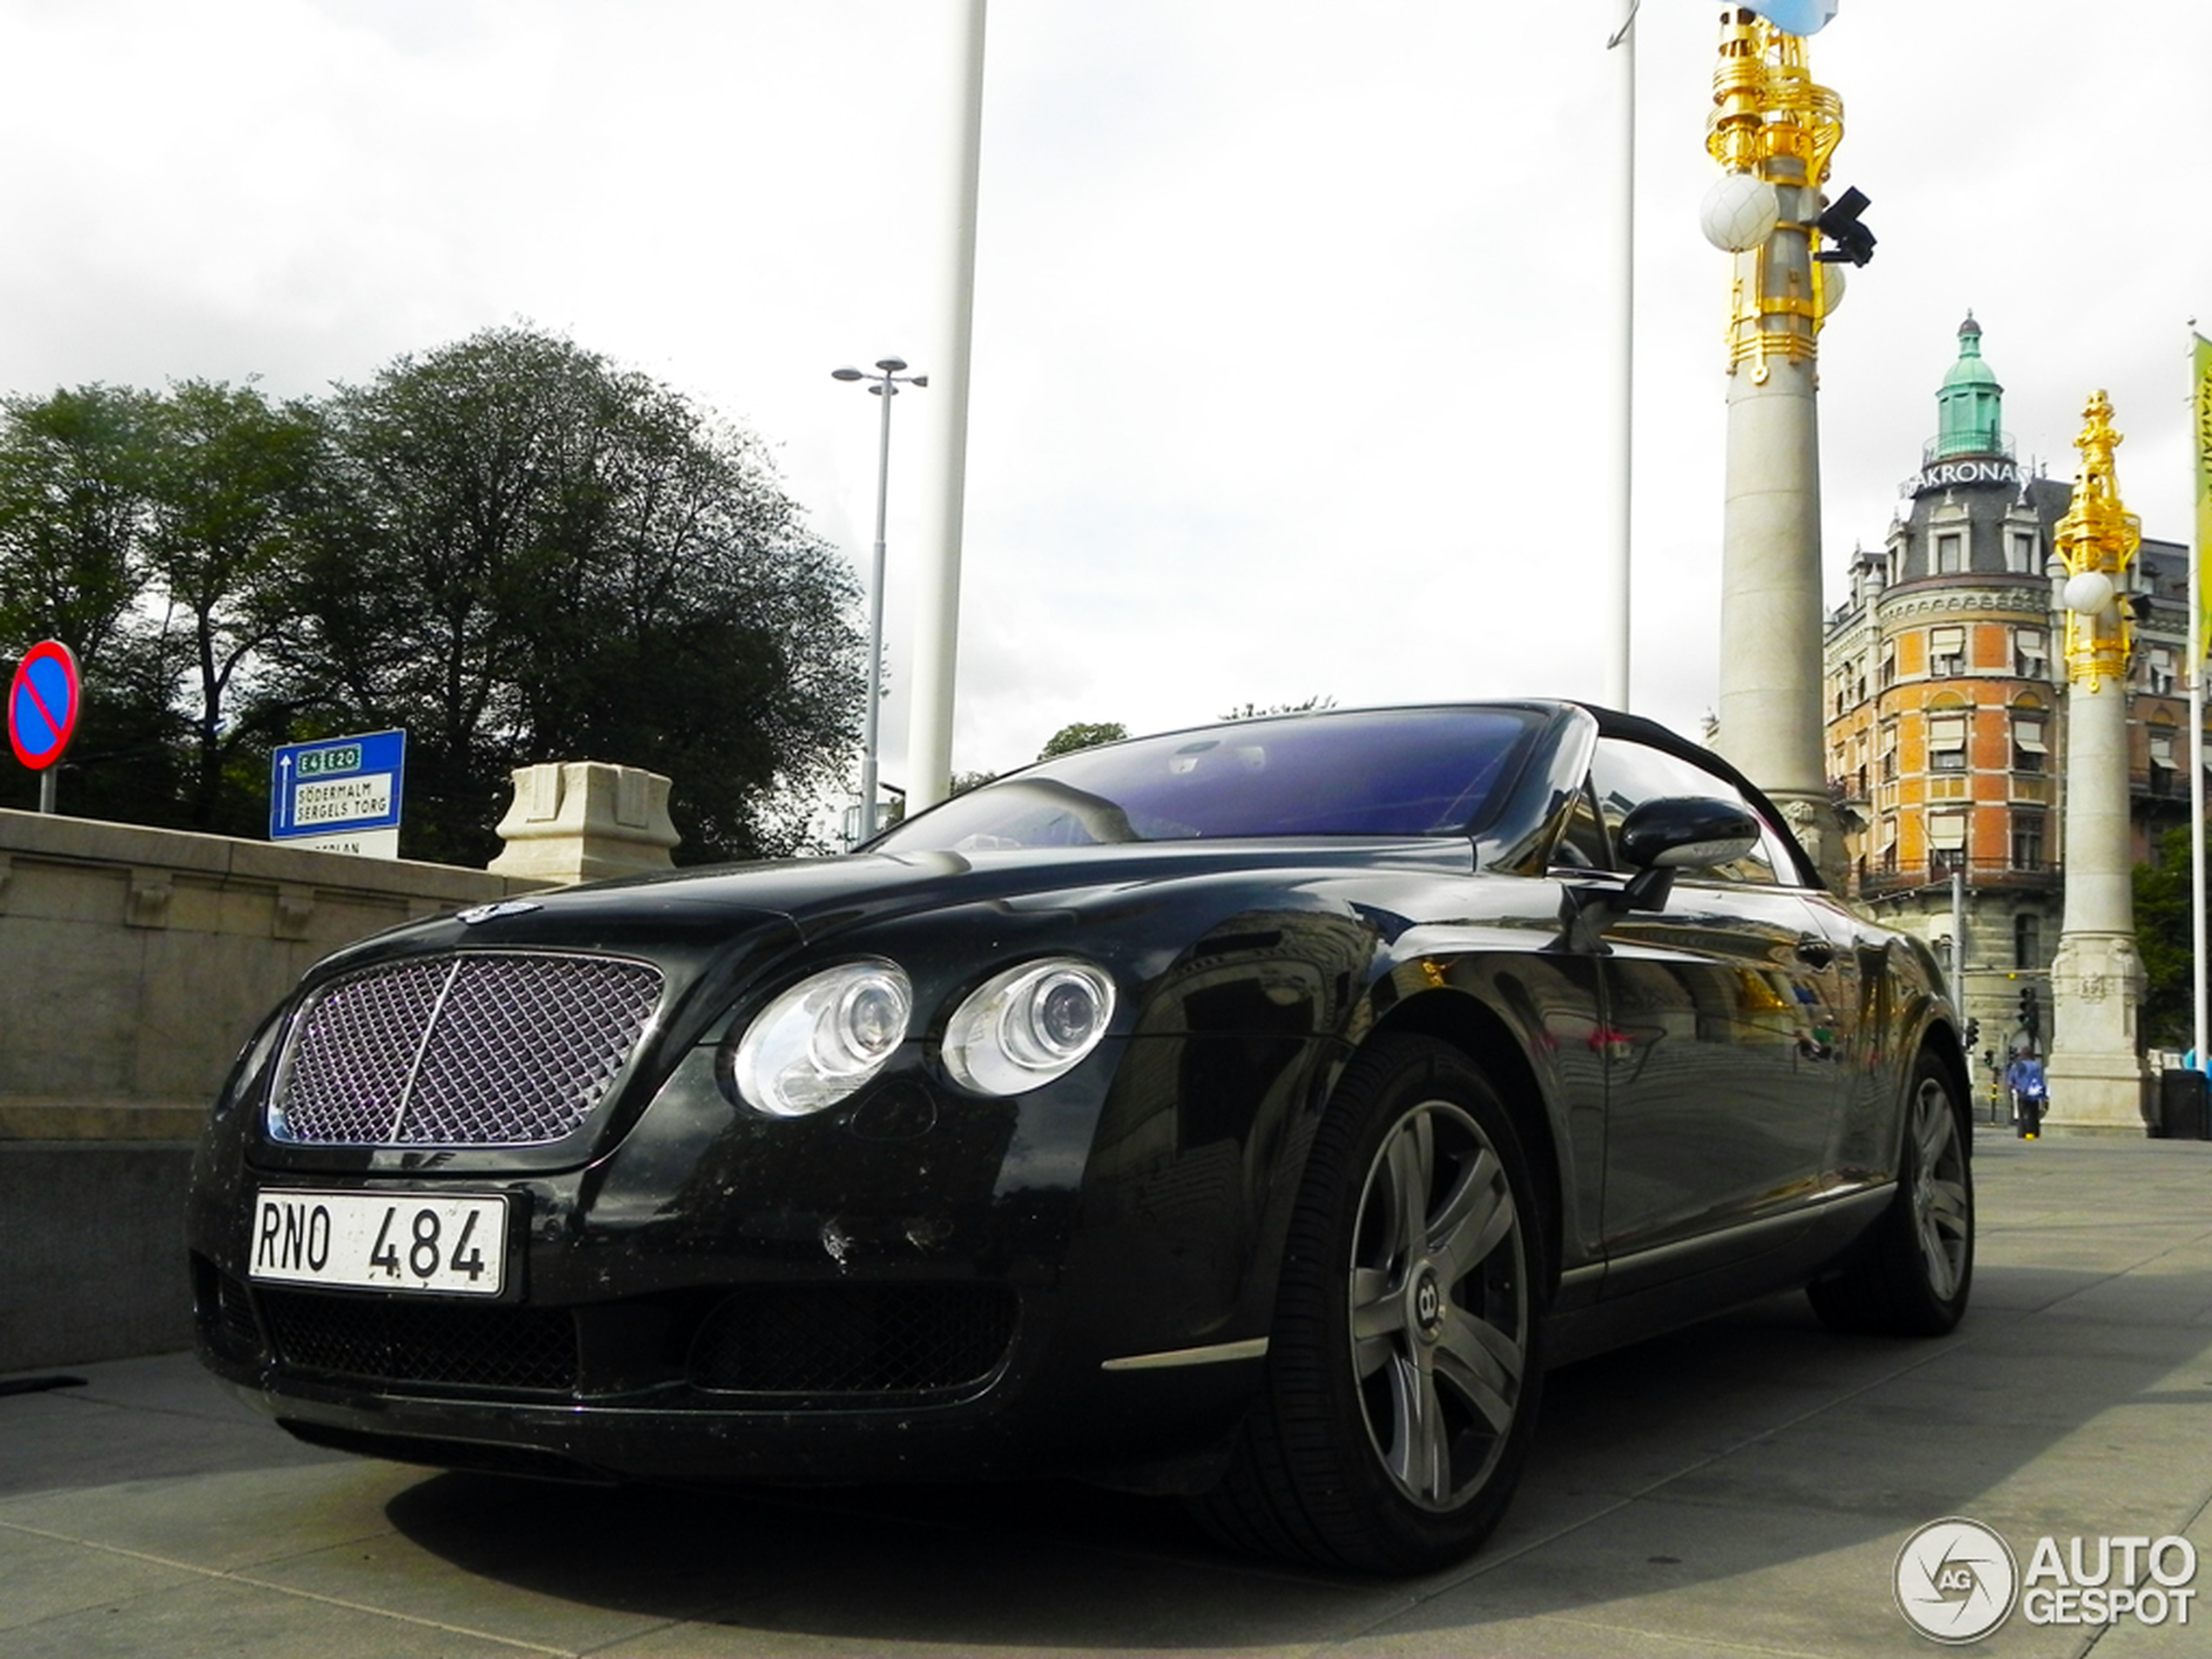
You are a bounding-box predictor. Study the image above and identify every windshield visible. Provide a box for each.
[875,707,1542,853]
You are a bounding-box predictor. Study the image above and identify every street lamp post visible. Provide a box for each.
[2044,390,2148,1132]
[1698,9,1863,890]
[833,356,927,845]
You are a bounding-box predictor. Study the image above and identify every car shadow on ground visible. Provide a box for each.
[378,1263,2212,1649]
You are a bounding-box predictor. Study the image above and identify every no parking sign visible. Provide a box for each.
[8,639,80,772]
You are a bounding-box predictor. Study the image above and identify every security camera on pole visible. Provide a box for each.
[1698,3,1866,888]
[2043,392,2149,1133]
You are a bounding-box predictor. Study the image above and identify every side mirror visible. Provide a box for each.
[1550,796,1762,955]
[1616,796,1761,873]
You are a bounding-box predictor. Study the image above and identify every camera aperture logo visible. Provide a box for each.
[1896,1518,2018,1643]
[1895,1516,2199,1644]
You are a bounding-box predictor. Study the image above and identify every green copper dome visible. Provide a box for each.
[1932,314,2006,460]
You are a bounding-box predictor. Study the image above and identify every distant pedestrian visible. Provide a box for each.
[2006,1053,2047,1139]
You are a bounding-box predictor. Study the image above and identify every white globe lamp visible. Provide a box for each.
[2062,571,2115,616]
[1700,171,1781,254]
[1815,259,1845,316]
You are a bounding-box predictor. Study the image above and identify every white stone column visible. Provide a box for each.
[2043,391,2147,1134]
[1715,162,1847,887]
[1719,347,1830,796]
[2044,669,2146,1131]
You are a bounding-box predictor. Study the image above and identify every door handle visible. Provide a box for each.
[1795,935,1836,968]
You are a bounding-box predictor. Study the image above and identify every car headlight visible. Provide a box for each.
[730,960,913,1117]
[943,959,1116,1096]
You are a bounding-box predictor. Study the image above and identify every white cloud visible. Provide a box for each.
[0,0,2202,795]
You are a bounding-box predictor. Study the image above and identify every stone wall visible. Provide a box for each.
[0,809,543,1370]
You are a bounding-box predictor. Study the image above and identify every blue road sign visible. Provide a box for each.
[272,730,406,840]
[9,639,81,771]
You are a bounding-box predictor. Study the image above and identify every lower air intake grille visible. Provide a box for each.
[260,1290,579,1393]
[690,1284,1018,1396]
[192,1260,266,1363]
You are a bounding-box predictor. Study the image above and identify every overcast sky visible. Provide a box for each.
[1,0,2203,790]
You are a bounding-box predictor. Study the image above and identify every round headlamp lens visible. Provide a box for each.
[731,960,911,1117]
[945,959,1116,1096]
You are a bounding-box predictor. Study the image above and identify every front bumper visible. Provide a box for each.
[187,1036,1285,1487]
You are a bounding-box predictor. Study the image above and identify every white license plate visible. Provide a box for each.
[248,1190,510,1296]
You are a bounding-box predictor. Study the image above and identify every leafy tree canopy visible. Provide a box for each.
[2134,821,2205,1050]
[1,328,863,861]
[1038,720,1126,759]
[1220,694,1334,722]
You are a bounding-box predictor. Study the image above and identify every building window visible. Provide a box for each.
[1927,714,1969,772]
[2149,727,2177,795]
[1929,625,1966,678]
[1878,819,1898,874]
[2148,647,2176,696]
[2014,912,2041,972]
[1879,644,1897,690]
[2011,716,2047,773]
[2011,811,2046,872]
[2013,626,2048,678]
[1928,809,1968,875]
[1881,726,1898,781]
[1936,532,1965,574]
[2008,530,2039,574]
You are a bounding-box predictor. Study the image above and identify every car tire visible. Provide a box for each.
[1192,1035,1546,1575]
[1807,1052,1973,1337]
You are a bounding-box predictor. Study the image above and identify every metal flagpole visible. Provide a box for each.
[906,0,986,816]
[2189,331,2209,1069]
[1602,0,1637,711]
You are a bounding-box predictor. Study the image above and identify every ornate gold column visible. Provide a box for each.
[2044,392,2148,1133]
[1703,10,1850,886]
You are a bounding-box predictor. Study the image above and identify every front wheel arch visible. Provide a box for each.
[1193,1033,1548,1574]
[1365,988,1565,1307]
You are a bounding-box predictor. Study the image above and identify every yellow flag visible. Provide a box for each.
[2199,332,2212,663]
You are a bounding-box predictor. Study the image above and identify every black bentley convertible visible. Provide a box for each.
[188,701,1973,1574]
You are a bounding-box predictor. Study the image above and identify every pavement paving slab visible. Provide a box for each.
[2,1133,2209,1658]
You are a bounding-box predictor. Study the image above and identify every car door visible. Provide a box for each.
[1580,736,1854,1270]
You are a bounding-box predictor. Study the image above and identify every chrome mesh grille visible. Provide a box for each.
[272,954,663,1147]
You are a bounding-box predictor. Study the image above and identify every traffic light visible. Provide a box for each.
[1815,185,1878,266]
[2019,984,2039,1037]
[1965,1017,1980,1051]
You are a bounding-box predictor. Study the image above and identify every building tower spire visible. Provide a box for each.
[1932,313,2006,461]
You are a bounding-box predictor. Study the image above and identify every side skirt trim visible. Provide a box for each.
[1100,1337,1269,1373]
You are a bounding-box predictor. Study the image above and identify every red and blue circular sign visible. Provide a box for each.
[8,639,81,772]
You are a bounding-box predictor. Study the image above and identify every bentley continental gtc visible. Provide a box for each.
[188,701,1973,1575]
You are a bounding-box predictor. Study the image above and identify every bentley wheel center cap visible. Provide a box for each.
[1410,1266,1447,1340]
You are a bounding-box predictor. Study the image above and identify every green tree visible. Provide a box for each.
[2134,822,2205,1049]
[294,327,862,865]
[1038,720,1127,759]
[1220,694,1334,721]
[0,386,186,822]
[139,381,332,832]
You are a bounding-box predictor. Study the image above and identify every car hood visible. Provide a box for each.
[317,836,1474,968]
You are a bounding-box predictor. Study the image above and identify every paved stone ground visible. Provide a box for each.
[4,1132,2209,1657]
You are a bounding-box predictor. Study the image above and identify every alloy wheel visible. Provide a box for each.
[1910,1076,1971,1301]
[1347,1100,1527,1512]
